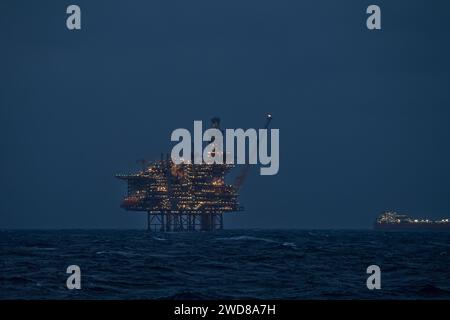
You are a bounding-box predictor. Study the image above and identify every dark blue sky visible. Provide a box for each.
[1,0,450,229]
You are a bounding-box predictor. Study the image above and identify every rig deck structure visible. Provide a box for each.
[116,154,243,231]
[116,115,271,232]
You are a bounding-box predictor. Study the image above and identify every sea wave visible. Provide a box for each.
[1,229,449,299]
[213,235,279,243]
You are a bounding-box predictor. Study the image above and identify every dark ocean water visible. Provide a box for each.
[1,229,449,300]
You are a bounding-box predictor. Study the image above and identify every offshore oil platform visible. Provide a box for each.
[374,211,450,231]
[116,115,272,232]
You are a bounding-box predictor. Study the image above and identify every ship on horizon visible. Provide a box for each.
[374,211,450,231]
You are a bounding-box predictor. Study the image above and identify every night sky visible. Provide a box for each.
[1,0,450,229]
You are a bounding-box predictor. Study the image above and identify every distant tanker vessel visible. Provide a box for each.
[374,211,450,231]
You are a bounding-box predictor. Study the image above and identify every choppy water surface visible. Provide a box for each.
[1,230,449,299]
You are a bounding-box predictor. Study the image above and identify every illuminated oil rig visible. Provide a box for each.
[116,115,272,231]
